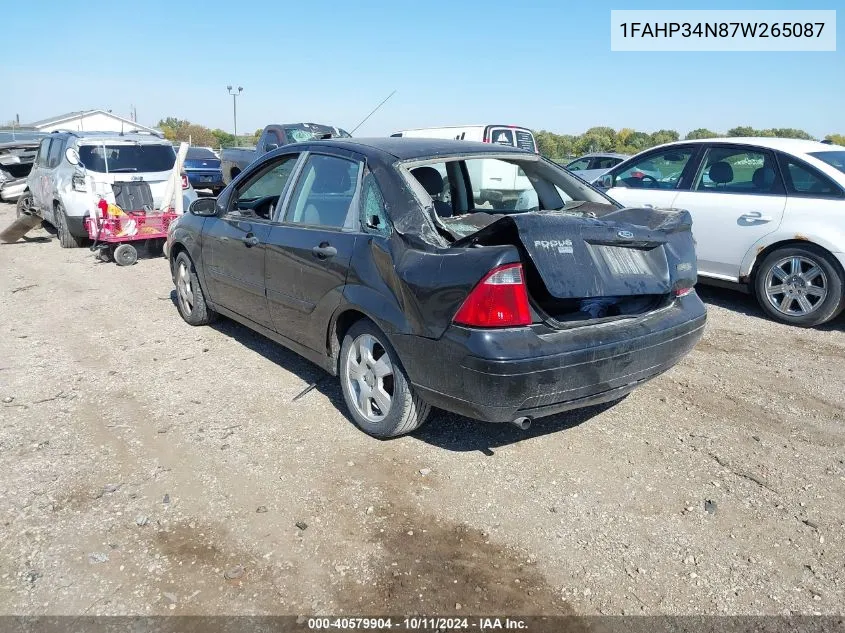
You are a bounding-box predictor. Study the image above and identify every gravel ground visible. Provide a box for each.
[0,200,843,617]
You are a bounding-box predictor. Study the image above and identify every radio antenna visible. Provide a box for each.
[350,90,397,135]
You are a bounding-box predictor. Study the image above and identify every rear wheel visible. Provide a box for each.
[54,203,86,248]
[15,192,35,218]
[754,245,844,327]
[339,319,430,438]
[174,251,217,326]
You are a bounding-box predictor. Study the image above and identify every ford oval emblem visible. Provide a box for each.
[617,230,634,239]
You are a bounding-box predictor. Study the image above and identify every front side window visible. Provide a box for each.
[594,156,622,169]
[694,147,782,194]
[230,155,299,219]
[285,154,360,228]
[778,155,843,197]
[613,148,694,190]
[566,158,590,171]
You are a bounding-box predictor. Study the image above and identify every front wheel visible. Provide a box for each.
[339,320,430,438]
[754,245,844,327]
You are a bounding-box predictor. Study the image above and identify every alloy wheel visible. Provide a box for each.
[764,255,828,317]
[177,261,194,315]
[344,333,394,423]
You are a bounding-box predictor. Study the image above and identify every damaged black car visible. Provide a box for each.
[167,138,706,438]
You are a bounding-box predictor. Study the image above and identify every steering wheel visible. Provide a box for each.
[637,174,659,188]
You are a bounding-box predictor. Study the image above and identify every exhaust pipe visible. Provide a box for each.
[511,416,532,430]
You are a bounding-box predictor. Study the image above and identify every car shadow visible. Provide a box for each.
[173,294,614,452]
[695,283,845,332]
[694,283,761,318]
[411,401,617,455]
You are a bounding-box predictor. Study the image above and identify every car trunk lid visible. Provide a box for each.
[446,207,697,324]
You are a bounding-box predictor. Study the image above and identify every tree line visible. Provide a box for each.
[154,117,845,156]
[535,126,845,159]
[156,118,262,148]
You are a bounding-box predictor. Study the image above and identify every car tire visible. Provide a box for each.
[173,251,217,326]
[54,203,86,248]
[754,244,844,327]
[15,192,35,218]
[339,319,430,439]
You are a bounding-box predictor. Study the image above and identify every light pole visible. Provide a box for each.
[226,85,243,145]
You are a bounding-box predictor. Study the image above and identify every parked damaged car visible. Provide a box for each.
[220,123,351,185]
[167,138,706,438]
[0,133,45,203]
[21,131,197,248]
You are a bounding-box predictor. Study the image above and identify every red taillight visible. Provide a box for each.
[674,287,694,297]
[453,263,532,328]
[181,174,189,189]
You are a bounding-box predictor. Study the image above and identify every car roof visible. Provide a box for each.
[659,137,842,154]
[302,137,531,160]
[56,131,170,146]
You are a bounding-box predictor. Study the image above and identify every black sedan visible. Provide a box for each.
[166,138,706,438]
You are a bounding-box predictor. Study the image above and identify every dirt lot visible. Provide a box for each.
[0,200,843,617]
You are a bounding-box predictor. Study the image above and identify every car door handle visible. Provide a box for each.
[242,234,259,247]
[740,211,773,222]
[312,243,337,259]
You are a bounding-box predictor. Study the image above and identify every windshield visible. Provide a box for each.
[78,144,176,173]
[809,151,845,174]
[0,131,46,143]
[284,127,352,144]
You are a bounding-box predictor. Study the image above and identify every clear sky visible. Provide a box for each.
[2,0,843,137]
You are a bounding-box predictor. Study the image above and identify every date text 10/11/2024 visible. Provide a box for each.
[306,617,528,630]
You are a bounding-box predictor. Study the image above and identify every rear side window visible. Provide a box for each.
[694,147,783,195]
[514,129,536,153]
[78,144,176,173]
[285,154,360,228]
[36,138,51,166]
[778,154,843,198]
[46,137,64,168]
[360,171,390,235]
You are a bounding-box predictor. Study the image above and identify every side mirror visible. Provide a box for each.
[597,173,614,189]
[265,143,278,152]
[189,197,219,217]
[65,148,80,165]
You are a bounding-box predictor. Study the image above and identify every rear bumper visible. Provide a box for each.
[392,293,706,423]
[187,172,224,189]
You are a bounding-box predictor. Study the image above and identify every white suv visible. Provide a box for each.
[21,131,197,248]
[597,138,845,327]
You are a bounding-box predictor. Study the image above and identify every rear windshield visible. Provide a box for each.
[284,127,352,144]
[186,147,217,159]
[809,151,845,174]
[78,144,176,173]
